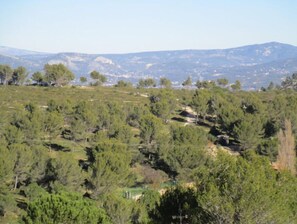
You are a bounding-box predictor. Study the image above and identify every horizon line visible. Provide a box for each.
[1,41,296,56]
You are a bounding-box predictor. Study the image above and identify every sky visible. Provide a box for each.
[0,0,297,54]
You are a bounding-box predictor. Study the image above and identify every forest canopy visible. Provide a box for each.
[0,65,297,223]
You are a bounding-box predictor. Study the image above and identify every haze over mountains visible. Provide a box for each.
[1,42,297,89]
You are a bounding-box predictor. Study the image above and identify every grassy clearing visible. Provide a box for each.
[0,86,149,116]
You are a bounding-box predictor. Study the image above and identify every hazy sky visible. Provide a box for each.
[0,0,296,54]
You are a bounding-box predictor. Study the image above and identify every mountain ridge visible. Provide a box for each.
[1,42,297,89]
[2,41,296,55]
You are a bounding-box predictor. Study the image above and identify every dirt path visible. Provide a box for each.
[182,106,197,126]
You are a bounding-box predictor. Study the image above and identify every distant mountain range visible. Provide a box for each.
[1,42,297,89]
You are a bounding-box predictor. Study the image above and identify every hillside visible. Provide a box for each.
[0,85,297,223]
[1,42,297,89]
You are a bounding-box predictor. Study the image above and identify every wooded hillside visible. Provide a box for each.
[0,75,297,223]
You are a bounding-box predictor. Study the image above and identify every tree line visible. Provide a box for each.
[0,63,242,89]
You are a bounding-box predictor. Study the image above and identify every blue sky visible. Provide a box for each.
[0,0,296,53]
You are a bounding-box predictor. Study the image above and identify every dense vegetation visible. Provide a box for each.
[0,64,297,223]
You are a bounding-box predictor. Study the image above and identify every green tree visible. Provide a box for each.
[0,143,14,215]
[90,140,132,196]
[194,151,296,223]
[73,101,97,128]
[44,63,75,86]
[23,183,48,201]
[9,143,33,190]
[179,88,192,110]
[139,189,160,213]
[47,99,73,114]
[43,111,64,151]
[68,101,97,141]
[152,186,209,224]
[102,194,135,224]
[182,76,192,88]
[139,115,163,146]
[124,105,149,131]
[256,138,278,162]
[138,78,156,88]
[18,103,45,145]
[191,90,210,122]
[114,80,132,88]
[4,125,25,145]
[217,78,229,87]
[107,121,132,144]
[29,147,49,183]
[0,145,13,182]
[233,114,264,150]
[11,66,28,85]
[171,125,208,147]
[150,89,176,122]
[0,194,16,219]
[90,70,107,86]
[216,94,245,135]
[0,64,13,85]
[196,80,216,89]
[166,125,208,179]
[23,192,111,224]
[31,71,44,85]
[167,145,208,180]
[231,80,241,91]
[68,118,88,141]
[135,190,160,223]
[138,114,171,166]
[49,155,84,190]
[240,93,266,115]
[159,77,172,88]
[80,76,87,84]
